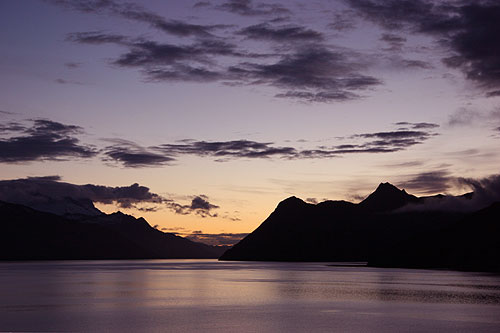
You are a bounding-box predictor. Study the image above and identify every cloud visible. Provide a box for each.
[440,3,500,90]
[345,0,435,30]
[346,0,500,91]
[297,123,439,157]
[447,108,482,126]
[57,2,384,103]
[53,0,496,104]
[102,139,298,167]
[186,232,249,246]
[459,174,500,207]
[216,0,290,17]
[193,1,211,9]
[163,195,220,218]
[67,32,253,83]
[103,122,439,167]
[1,116,438,167]
[112,39,246,67]
[238,23,324,42]
[382,160,425,168]
[0,119,97,163]
[380,33,406,51]
[144,66,225,83]
[486,90,500,98]
[348,128,437,150]
[0,176,221,218]
[102,139,174,168]
[446,107,500,128]
[161,226,188,232]
[66,31,127,44]
[54,78,84,85]
[266,16,291,24]
[328,10,358,31]
[64,62,82,68]
[0,176,162,210]
[400,173,500,212]
[399,170,453,194]
[228,46,382,102]
[27,175,62,181]
[400,59,432,69]
[274,90,358,102]
[395,122,440,130]
[48,0,225,37]
[0,121,27,133]
[305,197,318,204]
[155,139,297,159]
[354,130,431,140]
[190,195,219,211]
[378,55,433,71]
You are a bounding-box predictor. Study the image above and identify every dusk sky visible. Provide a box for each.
[1,0,499,244]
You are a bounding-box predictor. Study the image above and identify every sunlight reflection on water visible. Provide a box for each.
[1,260,500,332]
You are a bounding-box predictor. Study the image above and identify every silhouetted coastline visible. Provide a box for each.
[220,183,500,272]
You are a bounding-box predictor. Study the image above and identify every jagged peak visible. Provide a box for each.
[110,211,126,216]
[281,196,304,203]
[360,182,418,212]
[375,182,402,192]
[371,182,414,198]
[276,196,307,210]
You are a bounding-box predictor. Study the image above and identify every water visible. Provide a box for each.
[1,260,500,332]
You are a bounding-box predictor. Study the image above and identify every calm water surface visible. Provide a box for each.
[1,260,500,332]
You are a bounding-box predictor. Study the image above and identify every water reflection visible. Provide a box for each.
[1,260,500,332]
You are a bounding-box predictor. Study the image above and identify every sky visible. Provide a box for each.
[1,0,499,245]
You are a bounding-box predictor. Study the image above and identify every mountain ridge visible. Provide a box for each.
[0,200,226,260]
[219,182,500,271]
[359,182,419,212]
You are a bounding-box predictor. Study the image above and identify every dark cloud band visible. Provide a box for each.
[216,0,290,17]
[53,0,384,103]
[0,119,96,163]
[0,177,220,218]
[0,118,439,167]
[346,0,500,92]
[103,122,439,167]
[48,0,225,37]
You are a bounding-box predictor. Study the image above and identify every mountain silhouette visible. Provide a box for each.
[0,200,225,260]
[369,202,500,271]
[359,182,419,212]
[6,195,104,218]
[220,183,500,271]
[40,197,104,218]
